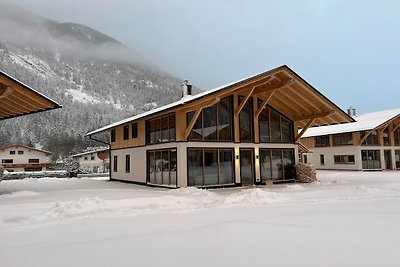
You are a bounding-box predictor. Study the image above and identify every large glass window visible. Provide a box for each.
[259,149,295,182]
[332,133,353,146]
[395,150,400,169]
[361,150,381,169]
[187,96,233,141]
[394,129,400,146]
[334,155,355,164]
[147,149,177,187]
[361,130,378,146]
[146,113,176,144]
[239,96,254,142]
[316,135,330,147]
[383,128,390,146]
[258,99,293,143]
[187,148,234,186]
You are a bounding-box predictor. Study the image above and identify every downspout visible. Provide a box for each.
[89,135,111,180]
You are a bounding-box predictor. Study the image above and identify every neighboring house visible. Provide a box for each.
[0,144,53,172]
[300,108,400,171]
[86,65,353,188]
[72,148,110,173]
[0,69,61,181]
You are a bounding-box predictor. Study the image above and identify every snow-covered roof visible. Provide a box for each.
[0,144,53,155]
[86,65,354,136]
[85,68,273,136]
[303,108,400,138]
[71,148,109,158]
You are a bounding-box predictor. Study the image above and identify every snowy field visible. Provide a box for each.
[1,171,400,267]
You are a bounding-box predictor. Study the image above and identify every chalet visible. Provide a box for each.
[86,65,353,188]
[0,69,61,180]
[0,144,53,172]
[72,148,110,173]
[300,108,400,171]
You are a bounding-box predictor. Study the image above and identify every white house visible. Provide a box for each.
[300,108,400,171]
[72,148,110,173]
[0,144,53,172]
[86,66,354,188]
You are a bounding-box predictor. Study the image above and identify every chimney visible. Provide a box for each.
[347,106,356,117]
[181,80,192,98]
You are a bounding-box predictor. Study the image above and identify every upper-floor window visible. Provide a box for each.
[383,128,390,146]
[132,123,138,139]
[316,135,330,147]
[239,96,254,142]
[91,156,95,160]
[395,129,400,146]
[9,151,15,155]
[29,159,39,163]
[18,151,24,155]
[84,157,88,160]
[258,99,293,143]
[123,125,129,140]
[186,96,233,142]
[332,133,353,146]
[361,130,378,146]
[111,129,116,143]
[146,113,175,144]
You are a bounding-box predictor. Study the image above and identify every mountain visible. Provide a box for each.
[0,3,199,159]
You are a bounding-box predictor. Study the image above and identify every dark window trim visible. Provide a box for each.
[125,154,130,173]
[111,129,116,143]
[123,125,129,140]
[132,122,138,139]
[113,155,118,172]
[259,148,296,182]
[187,147,235,187]
[146,112,176,145]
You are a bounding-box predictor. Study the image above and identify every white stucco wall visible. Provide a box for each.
[76,152,108,173]
[110,142,298,188]
[0,146,51,171]
[304,145,400,171]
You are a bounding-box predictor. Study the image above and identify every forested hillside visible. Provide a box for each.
[0,3,199,159]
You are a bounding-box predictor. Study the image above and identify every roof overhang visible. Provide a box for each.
[0,70,62,121]
[86,65,354,136]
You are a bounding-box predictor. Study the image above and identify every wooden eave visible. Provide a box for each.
[87,65,354,136]
[0,70,61,121]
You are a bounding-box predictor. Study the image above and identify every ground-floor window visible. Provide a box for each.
[259,148,295,182]
[147,149,177,186]
[361,150,381,169]
[395,150,400,169]
[113,155,117,172]
[334,155,355,164]
[320,154,325,165]
[187,148,234,186]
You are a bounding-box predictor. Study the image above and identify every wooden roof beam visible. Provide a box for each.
[184,108,202,140]
[235,86,256,116]
[0,86,13,99]
[392,123,400,132]
[359,130,373,145]
[293,110,335,121]
[295,118,315,143]
[252,78,295,95]
[184,97,221,140]
[255,89,276,118]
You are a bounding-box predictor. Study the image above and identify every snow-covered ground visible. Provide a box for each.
[1,171,400,267]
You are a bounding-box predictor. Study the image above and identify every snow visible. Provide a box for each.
[9,52,55,78]
[303,108,400,137]
[66,88,101,104]
[1,171,400,267]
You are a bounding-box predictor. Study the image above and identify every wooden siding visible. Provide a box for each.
[0,71,60,120]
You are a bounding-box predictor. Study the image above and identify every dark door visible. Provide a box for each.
[240,148,254,186]
[384,150,392,170]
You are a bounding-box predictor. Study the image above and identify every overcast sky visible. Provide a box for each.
[8,0,400,114]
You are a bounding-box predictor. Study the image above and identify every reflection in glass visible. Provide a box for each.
[204,150,218,185]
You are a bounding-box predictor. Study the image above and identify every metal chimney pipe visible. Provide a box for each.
[181,80,192,98]
[347,106,356,117]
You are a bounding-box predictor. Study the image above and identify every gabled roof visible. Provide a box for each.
[71,148,109,158]
[0,144,53,155]
[86,65,354,136]
[0,69,61,120]
[303,108,400,138]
